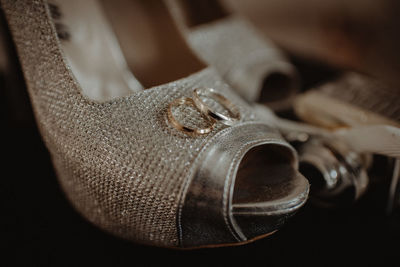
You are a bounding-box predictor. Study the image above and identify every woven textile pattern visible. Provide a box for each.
[187,16,292,101]
[320,73,400,122]
[2,0,259,246]
[188,16,282,76]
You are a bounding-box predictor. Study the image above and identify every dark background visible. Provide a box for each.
[1,12,400,267]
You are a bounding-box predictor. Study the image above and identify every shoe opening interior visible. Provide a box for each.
[174,0,231,27]
[259,72,296,104]
[50,0,205,101]
[233,144,301,209]
[173,0,298,107]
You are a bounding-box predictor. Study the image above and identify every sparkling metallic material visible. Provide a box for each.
[294,72,400,128]
[180,123,309,247]
[180,15,299,107]
[297,136,369,206]
[1,0,309,248]
[192,87,241,126]
[167,96,216,136]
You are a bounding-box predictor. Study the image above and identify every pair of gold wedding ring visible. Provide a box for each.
[167,88,241,136]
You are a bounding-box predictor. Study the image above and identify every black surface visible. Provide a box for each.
[1,125,399,267]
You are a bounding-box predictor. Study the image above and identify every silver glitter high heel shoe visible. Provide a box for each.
[293,72,400,210]
[1,0,309,248]
[166,0,300,110]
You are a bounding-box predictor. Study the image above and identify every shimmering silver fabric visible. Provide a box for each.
[294,72,400,128]
[184,15,299,105]
[2,0,308,248]
[319,72,400,122]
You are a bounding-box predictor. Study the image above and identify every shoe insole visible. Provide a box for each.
[50,0,205,101]
[50,0,143,101]
[233,144,305,211]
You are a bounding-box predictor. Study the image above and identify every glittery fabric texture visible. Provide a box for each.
[186,16,298,102]
[1,0,262,246]
[319,73,400,122]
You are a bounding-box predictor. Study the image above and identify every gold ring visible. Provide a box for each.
[192,88,241,126]
[167,97,215,136]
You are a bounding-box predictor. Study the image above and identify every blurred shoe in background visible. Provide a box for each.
[167,0,300,111]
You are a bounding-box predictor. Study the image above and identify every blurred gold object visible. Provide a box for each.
[192,87,241,126]
[167,97,216,136]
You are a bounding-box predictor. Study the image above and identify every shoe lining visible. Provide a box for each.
[233,144,298,205]
[175,0,231,27]
[50,0,205,102]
